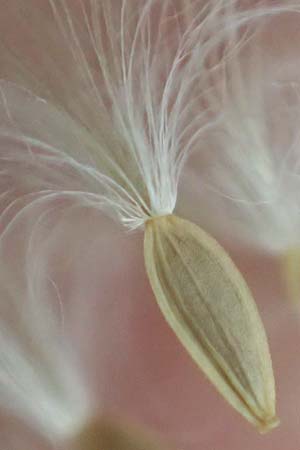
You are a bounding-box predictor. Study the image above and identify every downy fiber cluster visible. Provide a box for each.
[0,1,300,449]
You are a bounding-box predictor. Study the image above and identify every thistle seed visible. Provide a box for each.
[144,214,278,432]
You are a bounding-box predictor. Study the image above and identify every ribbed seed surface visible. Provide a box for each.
[144,214,278,432]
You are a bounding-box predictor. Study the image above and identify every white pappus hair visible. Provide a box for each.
[1,0,300,444]
[1,0,297,230]
[0,196,92,442]
[185,8,300,254]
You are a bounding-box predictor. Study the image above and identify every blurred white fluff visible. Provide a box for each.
[184,15,300,254]
[1,0,297,231]
[0,0,239,442]
[0,0,216,230]
[1,0,300,441]
[0,196,91,441]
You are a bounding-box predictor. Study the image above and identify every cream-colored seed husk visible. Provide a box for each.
[144,214,278,432]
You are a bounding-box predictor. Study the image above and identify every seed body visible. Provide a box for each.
[144,214,278,432]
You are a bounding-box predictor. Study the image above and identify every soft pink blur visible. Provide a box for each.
[2,3,300,450]
[3,204,300,450]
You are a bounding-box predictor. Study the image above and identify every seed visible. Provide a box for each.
[144,214,278,432]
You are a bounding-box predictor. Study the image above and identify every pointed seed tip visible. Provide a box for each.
[257,415,280,434]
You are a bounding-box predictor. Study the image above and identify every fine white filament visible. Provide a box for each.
[1,0,296,230]
[0,0,300,445]
[0,197,91,440]
[184,8,300,253]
